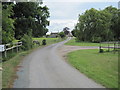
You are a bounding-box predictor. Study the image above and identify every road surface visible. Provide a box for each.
[13,37,105,88]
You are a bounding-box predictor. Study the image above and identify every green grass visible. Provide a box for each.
[33,37,63,45]
[2,50,31,88]
[12,40,20,43]
[0,63,2,67]
[65,38,112,47]
[2,37,65,88]
[67,49,118,88]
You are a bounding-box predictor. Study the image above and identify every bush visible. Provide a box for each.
[42,39,46,45]
[99,49,104,53]
[21,34,33,50]
[75,38,81,42]
[59,32,65,38]
[92,37,102,43]
[46,35,50,38]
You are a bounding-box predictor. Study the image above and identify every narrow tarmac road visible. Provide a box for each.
[13,37,105,88]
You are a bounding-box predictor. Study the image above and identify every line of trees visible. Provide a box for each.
[72,6,120,42]
[2,2,50,44]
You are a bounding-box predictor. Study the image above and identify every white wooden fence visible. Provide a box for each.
[0,42,22,58]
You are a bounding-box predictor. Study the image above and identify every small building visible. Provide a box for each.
[49,32,59,38]
[67,32,73,37]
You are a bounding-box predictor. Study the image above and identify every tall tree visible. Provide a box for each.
[2,3,15,44]
[104,6,120,40]
[13,2,50,39]
[63,27,70,35]
[33,5,50,37]
[74,6,118,42]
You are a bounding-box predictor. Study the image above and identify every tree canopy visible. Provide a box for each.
[2,2,50,43]
[13,2,50,39]
[72,6,120,42]
[2,3,15,44]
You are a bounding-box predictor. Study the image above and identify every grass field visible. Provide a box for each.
[67,49,118,88]
[2,37,64,88]
[33,37,63,45]
[65,38,112,47]
[65,38,100,46]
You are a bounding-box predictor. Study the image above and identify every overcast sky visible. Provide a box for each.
[42,0,119,34]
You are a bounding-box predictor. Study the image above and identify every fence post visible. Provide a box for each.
[4,45,7,58]
[114,42,115,51]
[4,50,7,58]
[16,43,18,53]
[99,42,101,52]
[108,42,110,52]
[12,47,13,53]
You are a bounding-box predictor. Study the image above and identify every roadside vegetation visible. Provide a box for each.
[2,2,50,44]
[67,49,118,88]
[2,51,29,88]
[2,37,64,88]
[66,6,119,88]
[1,1,119,89]
[2,1,51,61]
[33,38,63,45]
[2,2,67,88]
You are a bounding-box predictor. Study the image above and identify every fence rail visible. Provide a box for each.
[99,41,120,52]
[0,42,22,58]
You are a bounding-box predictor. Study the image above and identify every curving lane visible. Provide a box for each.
[13,37,105,88]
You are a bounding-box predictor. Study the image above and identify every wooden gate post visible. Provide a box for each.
[114,42,115,51]
[16,45,18,53]
[4,50,7,58]
[4,45,7,58]
[99,42,101,52]
[108,42,110,52]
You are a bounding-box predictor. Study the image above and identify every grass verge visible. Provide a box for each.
[2,37,64,88]
[33,37,64,45]
[65,38,100,46]
[65,38,113,47]
[67,49,118,88]
[2,51,29,88]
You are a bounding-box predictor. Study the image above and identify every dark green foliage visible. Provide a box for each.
[104,6,120,40]
[74,6,120,42]
[42,39,46,45]
[2,1,50,45]
[92,37,102,43]
[13,2,50,39]
[99,49,104,53]
[21,34,33,50]
[71,30,76,37]
[46,35,50,38]
[59,32,65,38]
[2,3,15,44]
[63,27,70,35]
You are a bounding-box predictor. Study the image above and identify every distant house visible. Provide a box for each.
[49,32,59,38]
[63,27,73,37]
[67,32,73,37]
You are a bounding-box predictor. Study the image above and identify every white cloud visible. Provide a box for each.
[50,19,77,24]
[44,1,118,34]
[47,19,77,33]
